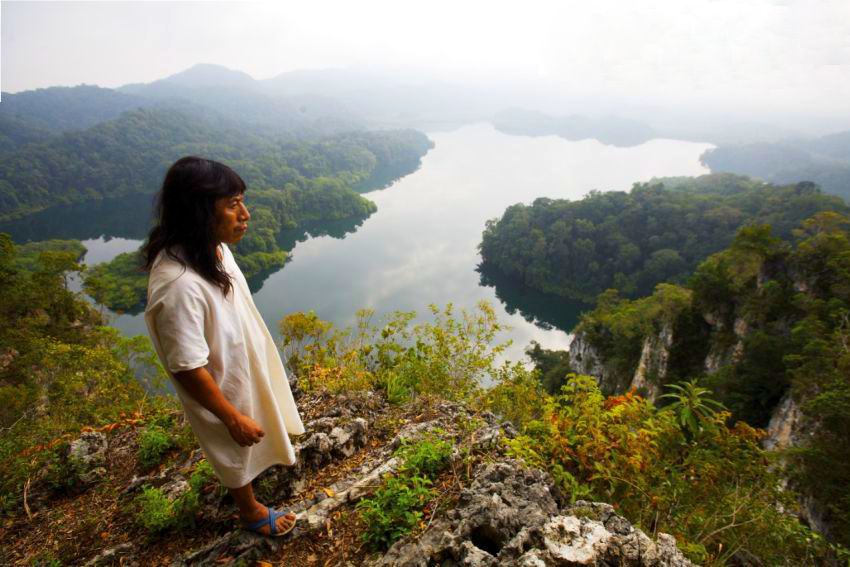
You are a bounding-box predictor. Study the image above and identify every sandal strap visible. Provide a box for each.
[245,505,274,531]
[269,506,280,535]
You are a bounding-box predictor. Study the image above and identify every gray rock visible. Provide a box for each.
[68,431,108,484]
[372,461,694,567]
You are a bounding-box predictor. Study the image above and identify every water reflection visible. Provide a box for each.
[475,260,591,332]
[0,193,155,242]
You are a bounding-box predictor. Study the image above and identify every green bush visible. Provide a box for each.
[136,425,175,469]
[279,301,511,402]
[134,485,175,533]
[356,433,454,551]
[355,474,433,551]
[133,459,215,534]
[394,433,453,478]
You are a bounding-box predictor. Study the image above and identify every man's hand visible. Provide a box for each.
[225,413,266,447]
[172,367,266,448]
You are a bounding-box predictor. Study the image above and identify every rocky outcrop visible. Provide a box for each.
[10,384,693,567]
[703,315,748,375]
[764,393,805,451]
[177,399,514,566]
[372,460,693,567]
[628,323,674,402]
[568,333,607,383]
[762,393,832,540]
[570,324,674,401]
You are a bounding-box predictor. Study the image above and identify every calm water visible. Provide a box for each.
[2,123,712,373]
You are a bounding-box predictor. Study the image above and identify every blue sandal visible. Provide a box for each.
[242,505,297,537]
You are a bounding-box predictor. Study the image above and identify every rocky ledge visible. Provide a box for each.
[5,388,694,567]
[372,460,693,567]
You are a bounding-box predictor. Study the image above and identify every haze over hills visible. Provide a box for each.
[701,132,850,202]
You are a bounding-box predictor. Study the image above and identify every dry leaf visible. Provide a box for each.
[256,561,273,567]
[322,487,335,498]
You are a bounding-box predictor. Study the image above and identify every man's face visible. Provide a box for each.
[214,193,251,245]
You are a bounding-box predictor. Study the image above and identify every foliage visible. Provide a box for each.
[552,213,850,548]
[358,434,453,551]
[84,251,149,313]
[136,424,176,470]
[481,360,548,427]
[393,431,453,478]
[133,459,215,534]
[13,239,86,272]
[701,137,850,202]
[0,234,170,515]
[659,380,726,438]
[280,301,513,403]
[575,284,693,393]
[355,473,434,551]
[501,374,833,565]
[0,102,432,221]
[479,173,846,302]
[524,340,572,395]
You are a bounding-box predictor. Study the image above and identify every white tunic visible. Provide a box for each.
[144,243,305,488]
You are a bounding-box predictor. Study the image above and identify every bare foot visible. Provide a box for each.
[240,505,297,535]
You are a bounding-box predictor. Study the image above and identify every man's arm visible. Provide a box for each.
[173,366,265,447]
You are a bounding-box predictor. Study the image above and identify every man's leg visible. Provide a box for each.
[228,482,296,534]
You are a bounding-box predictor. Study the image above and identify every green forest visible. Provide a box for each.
[0,103,432,221]
[478,173,847,301]
[0,98,434,311]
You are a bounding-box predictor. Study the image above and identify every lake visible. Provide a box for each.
[1,123,712,376]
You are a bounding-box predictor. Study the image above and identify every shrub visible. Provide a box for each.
[355,474,433,551]
[279,301,511,402]
[502,374,833,565]
[134,485,175,533]
[136,425,175,469]
[394,432,453,478]
[133,459,215,534]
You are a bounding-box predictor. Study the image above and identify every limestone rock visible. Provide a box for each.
[629,323,674,402]
[372,461,693,567]
[68,431,108,485]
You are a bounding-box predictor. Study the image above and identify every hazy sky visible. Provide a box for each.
[3,0,849,116]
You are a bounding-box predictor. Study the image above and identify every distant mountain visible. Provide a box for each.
[0,85,150,134]
[117,63,259,96]
[117,63,363,136]
[492,107,658,147]
[701,131,850,202]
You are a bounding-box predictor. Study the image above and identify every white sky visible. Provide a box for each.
[2,0,849,116]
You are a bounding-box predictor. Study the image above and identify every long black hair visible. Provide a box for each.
[142,156,246,297]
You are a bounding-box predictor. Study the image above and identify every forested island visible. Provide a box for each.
[478,173,847,302]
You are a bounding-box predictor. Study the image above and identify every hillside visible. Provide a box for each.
[561,212,850,548]
[0,236,841,565]
[0,85,151,135]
